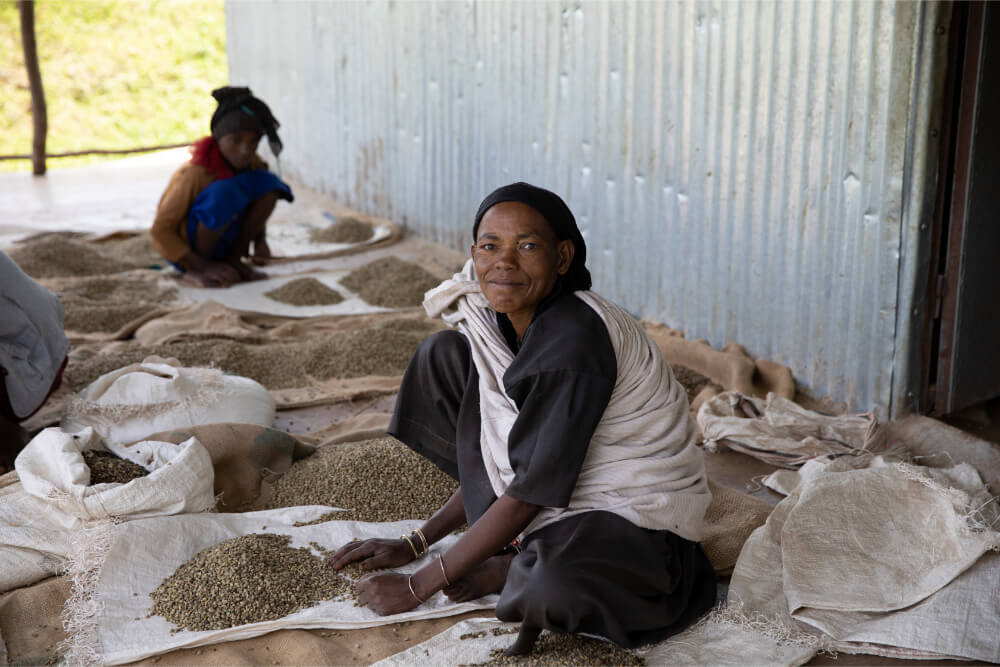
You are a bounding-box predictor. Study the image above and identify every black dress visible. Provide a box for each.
[389,287,716,648]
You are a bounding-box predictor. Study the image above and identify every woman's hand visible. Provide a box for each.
[355,572,423,615]
[328,538,415,572]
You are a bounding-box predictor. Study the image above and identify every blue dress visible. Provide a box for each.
[183,170,293,262]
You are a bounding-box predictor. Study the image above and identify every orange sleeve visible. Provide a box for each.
[150,164,213,263]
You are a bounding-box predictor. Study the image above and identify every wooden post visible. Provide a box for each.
[18,0,46,176]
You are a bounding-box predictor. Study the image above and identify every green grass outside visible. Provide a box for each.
[0,0,226,171]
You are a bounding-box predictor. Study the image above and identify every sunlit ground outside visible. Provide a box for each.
[0,0,226,172]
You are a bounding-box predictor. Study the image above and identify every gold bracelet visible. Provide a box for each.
[413,528,429,555]
[438,553,451,587]
[407,575,425,604]
[400,534,420,559]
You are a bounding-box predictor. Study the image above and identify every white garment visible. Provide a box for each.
[423,260,711,541]
[0,251,70,418]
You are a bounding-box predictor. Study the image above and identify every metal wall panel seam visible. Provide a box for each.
[891,1,951,417]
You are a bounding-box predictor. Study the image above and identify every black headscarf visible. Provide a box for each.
[210,86,283,157]
[472,182,592,292]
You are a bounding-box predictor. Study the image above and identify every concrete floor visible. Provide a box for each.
[0,148,188,248]
[3,152,996,665]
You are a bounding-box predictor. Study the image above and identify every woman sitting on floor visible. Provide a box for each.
[330,182,716,653]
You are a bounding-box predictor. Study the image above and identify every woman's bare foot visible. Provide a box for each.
[184,270,224,288]
[442,553,514,602]
[251,237,272,266]
[504,625,542,656]
[186,261,240,288]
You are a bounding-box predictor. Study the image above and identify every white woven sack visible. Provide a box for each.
[61,356,275,447]
[16,426,215,525]
[75,508,495,665]
[0,427,215,593]
[782,462,998,614]
[729,459,1000,661]
[0,477,75,592]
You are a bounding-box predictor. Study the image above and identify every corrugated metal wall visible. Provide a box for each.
[227,0,942,416]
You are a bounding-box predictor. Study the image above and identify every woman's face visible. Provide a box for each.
[472,201,574,337]
[217,130,262,170]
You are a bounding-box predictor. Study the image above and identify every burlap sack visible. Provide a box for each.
[40,270,184,343]
[144,424,315,512]
[294,412,393,447]
[133,300,266,346]
[0,575,70,665]
[701,480,773,575]
[642,322,796,400]
[126,613,489,667]
[134,302,438,346]
[61,358,275,448]
[271,377,402,410]
[644,613,818,666]
[132,305,436,409]
[761,468,802,496]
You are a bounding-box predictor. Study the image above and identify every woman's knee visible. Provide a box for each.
[500,550,580,616]
[413,330,470,372]
[248,191,279,219]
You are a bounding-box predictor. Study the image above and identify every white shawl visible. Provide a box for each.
[424,260,711,541]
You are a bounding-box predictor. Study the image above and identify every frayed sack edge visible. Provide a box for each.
[891,462,1000,542]
[57,517,121,667]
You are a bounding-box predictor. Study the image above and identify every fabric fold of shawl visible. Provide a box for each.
[423,259,710,541]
